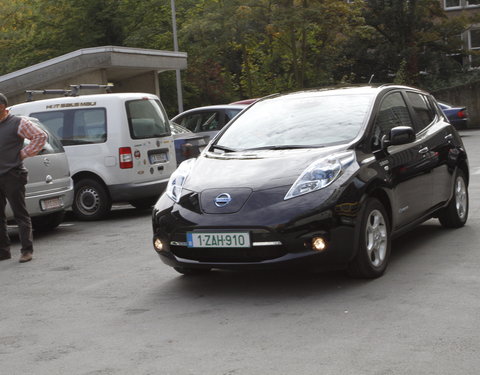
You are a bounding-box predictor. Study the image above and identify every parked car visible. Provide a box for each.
[170,122,209,166]
[152,85,469,278]
[10,92,177,219]
[6,117,74,232]
[170,104,247,142]
[438,102,468,129]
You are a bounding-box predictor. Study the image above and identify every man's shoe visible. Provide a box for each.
[0,251,11,261]
[19,253,33,263]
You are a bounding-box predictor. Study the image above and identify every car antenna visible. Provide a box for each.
[368,74,375,84]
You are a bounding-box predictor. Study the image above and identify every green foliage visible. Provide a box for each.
[0,0,478,110]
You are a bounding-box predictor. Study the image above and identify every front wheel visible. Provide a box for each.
[438,170,468,228]
[73,179,112,221]
[347,198,391,279]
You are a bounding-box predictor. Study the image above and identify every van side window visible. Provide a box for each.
[31,108,107,146]
[126,99,169,139]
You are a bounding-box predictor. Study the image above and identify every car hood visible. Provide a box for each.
[184,145,349,193]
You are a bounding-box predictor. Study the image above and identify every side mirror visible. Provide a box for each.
[382,126,415,148]
[374,126,415,159]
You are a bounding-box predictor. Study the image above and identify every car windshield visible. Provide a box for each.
[215,92,374,150]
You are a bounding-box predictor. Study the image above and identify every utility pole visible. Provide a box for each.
[171,0,184,114]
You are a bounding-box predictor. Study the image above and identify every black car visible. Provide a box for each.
[152,85,469,278]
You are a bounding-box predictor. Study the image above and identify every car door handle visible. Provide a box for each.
[419,147,429,154]
[445,134,453,143]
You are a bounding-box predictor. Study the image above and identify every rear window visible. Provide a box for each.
[126,99,170,139]
[31,108,107,146]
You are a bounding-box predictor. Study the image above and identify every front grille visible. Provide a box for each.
[170,245,287,263]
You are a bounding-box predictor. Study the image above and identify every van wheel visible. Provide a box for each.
[32,211,65,232]
[438,170,468,228]
[73,179,111,220]
[347,198,391,279]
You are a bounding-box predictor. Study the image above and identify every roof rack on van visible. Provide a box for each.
[25,83,114,102]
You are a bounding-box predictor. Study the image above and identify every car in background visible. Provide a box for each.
[170,104,247,142]
[438,102,468,129]
[170,122,209,166]
[6,118,74,232]
[153,85,469,279]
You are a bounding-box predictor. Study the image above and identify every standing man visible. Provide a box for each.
[0,93,47,263]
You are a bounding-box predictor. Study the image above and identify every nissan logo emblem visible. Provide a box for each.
[214,193,232,207]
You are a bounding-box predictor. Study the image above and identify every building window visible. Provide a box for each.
[467,0,480,6]
[445,0,461,8]
[469,29,480,67]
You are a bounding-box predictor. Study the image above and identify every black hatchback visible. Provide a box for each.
[152,85,469,278]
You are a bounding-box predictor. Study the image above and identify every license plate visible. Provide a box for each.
[187,232,250,248]
[40,197,63,211]
[150,153,167,164]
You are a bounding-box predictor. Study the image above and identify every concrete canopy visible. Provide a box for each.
[0,46,187,105]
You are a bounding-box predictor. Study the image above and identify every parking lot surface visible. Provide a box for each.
[1,130,480,375]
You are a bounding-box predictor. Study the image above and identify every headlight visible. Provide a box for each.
[165,158,196,202]
[284,151,355,200]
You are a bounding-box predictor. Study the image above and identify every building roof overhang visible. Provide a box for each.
[0,45,188,97]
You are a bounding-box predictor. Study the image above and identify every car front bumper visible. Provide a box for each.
[152,192,361,271]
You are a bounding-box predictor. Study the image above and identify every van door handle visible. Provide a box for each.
[419,147,429,154]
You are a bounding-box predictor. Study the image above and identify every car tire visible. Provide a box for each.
[31,211,65,232]
[129,197,158,210]
[174,266,211,275]
[347,198,391,279]
[73,178,112,221]
[438,169,468,228]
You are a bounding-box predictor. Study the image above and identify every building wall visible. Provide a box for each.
[433,83,480,127]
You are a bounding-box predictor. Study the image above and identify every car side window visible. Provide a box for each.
[406,92,436,132]
[371,92,413,150]
[180,111,220,132]
[225,108,242,123]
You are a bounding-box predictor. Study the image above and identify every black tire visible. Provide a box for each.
[347,198,391,279]
[32,211,65,232]
[438,169,468,228]
[73,178,112,221]
[174,266,211,275]
[129,197,158,210]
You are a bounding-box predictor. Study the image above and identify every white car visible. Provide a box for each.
[6,118,74,232]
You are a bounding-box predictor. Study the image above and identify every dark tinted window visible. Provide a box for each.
[406,92,435,132]
[126,99,170,139]
[31,108,107,146]
[372,92,413,150]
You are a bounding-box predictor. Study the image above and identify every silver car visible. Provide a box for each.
[6,118,74,231]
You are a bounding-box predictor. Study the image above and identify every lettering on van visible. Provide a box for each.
[45,102,97,109]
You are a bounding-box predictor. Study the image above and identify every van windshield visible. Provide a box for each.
[126,99,170,139]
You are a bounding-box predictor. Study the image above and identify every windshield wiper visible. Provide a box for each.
[243,144,324,151]
[211,144,239,153]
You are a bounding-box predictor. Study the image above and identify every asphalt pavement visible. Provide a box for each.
[1,129,480,375]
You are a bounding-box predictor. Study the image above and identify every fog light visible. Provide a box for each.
[154,238,164,252]
[312,237,327,252]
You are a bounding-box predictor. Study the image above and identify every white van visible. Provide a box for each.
[10,92,177,220]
